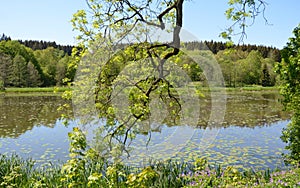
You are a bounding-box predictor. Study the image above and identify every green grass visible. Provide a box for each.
[0,154,299,187]
[1,87,71,93]
[187,82,279,92]
[1,84,278,94]
[225,85,279,92]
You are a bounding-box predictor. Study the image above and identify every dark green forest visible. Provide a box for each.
[0,34,75,88]
[0,33,282,89]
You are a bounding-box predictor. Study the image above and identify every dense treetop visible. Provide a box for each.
[0,33,73,55]
[0,37,74,88]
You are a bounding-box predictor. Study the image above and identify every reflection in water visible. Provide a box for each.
[0,92,292,169]
[0,120,74,165]
[0,94,72,138]
[0,94,73,165]
[196,92,290,128]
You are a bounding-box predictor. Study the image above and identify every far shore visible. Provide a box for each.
[0,84,280,94]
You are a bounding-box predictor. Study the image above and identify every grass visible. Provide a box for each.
[1,87,71,93]
[1,84,278,94]
[187,82,279,92]
[0,154,299,187]
[225,85,279,92]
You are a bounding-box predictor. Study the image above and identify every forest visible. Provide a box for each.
[0,33,281,89]
[0,34,74,89]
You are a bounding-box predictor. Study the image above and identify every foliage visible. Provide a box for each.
[33,47,70,86]
[216,49,277,87]
[223,0,269,43]
[1,33,73,55]
[69,0,191,160]
[0,154,35,187]
[1,151,300,187]
[261,63,272,87]
[0,40,74,87]
[0,40,44,87]
[185,40,281,61]
[0,52,12,89]
[0,80,4,91]
[182,159,300,188]
[0,33,283,60]
[277,23,300,163]
[61,127,88,187]
[0,39,282,89]
[0,33,11,41]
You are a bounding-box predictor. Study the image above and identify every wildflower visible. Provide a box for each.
[207,170,211,177]
[277,179,282,185]
[220,171,224,177]
[189,181,197,186]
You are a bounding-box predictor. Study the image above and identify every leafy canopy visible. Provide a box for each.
[277,24,300,163]
[70,0,269,160]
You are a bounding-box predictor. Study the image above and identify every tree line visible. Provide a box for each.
[1,33,73,55]
[184,40,281,62]
[0,34,282,89]
[1,33,281,60]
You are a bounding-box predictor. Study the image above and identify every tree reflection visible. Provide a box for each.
[0,94,72,138]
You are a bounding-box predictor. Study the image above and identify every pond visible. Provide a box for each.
[0,91,291,169]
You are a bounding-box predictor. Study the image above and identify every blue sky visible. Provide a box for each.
[0,0,299,48]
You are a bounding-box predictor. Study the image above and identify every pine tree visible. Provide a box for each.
[9,54,29,87]
[261,63,272,87]
[0,52,13,87]
[27,61,43,87]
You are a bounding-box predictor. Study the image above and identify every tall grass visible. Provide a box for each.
[0,154,299,187]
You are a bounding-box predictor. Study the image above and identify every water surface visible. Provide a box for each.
[0,91,291,169]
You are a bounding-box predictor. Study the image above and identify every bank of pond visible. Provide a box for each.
[0,89,299,186]
[0,153,299,187]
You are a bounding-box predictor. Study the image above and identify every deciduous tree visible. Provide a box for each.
[277,24,300,163]
[70,0,269,159]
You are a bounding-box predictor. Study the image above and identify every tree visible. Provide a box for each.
[0,40,45,86]
[70,0,269,160]
[240,50,263,85]
[27,61,43,87]
[0,52,13,88]
[0,33,11,41]
[261,58,276,86]
[55,56,69,86]
[216,49,248,87]
[34,47,65,86]
[10,54,28,87]
[261,63,272,87]
[277,24,300,163]
[0,80,4,91]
